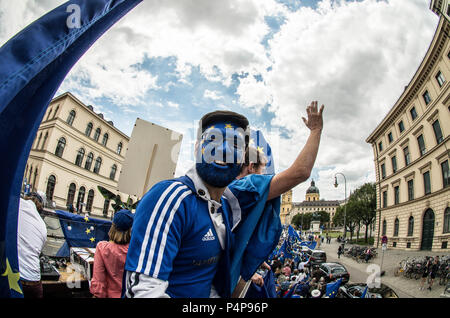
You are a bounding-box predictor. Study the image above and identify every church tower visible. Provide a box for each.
[280,189,293,224]
[305,179,320,202]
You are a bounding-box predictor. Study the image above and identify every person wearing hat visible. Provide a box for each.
[17,191,47,298]
[90,209,134,298]
[124,101,324,298]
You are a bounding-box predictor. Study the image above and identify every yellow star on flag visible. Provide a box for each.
[85,228,91,235]
[225,124,233,129]
[90,237,95,243]
[201,147,205,155]
[249,138,255,145]
[84,216,89,222]
[257,146,264,153]
[1,258,22,294]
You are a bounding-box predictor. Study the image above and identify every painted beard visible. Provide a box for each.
[196,162,242,188]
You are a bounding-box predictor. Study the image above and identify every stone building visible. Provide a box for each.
[23,92,134,218]
[366,2,449,251]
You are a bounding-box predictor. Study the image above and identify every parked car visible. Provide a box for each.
[301,246,313,256]
[317,262,350,284]
[310,250,327,266]
[337,283,399,298]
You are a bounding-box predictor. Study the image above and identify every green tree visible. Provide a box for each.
[349,183,376,243]
[333,201,359,240]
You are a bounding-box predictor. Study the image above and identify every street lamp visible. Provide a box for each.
[334,173,347,240]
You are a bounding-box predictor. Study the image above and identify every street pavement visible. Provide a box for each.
[318,239,449,298]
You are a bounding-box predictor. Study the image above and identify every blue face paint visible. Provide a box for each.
[195,123,246,187]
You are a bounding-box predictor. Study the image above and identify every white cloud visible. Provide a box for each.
[203,89,223,100]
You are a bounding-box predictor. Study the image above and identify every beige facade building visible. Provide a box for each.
[23,92,134,218]
[281,180,341,227]
[366,3,449,251]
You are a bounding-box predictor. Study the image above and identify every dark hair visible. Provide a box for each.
[244,146,268,167]
[197,110,249,140]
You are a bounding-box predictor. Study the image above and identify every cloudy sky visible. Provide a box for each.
[0,0,439,202]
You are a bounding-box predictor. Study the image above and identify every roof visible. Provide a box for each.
[293,200,340,207]
[306,180,319,194]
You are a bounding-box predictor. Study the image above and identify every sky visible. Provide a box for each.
[0,0,439,202]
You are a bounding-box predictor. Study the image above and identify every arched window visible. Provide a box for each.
[53,105,59,119]
[382,219,387,236]
[85,153,94,170]
[408,216,414,236]
[41,131,48,150]
[102,133,109,146]
[103,198,110,217]
[110,164,117,180]
[86,189,94,212]
[75,148,85,166]
[76,186,86,213]
[394,218,399,237]
[93,157,102,174]
[28,165,33,185]
[66,110,76,125]
[46,175,56,201]
[46,108,53,121]
[93,128,101,141]
[36,132,42,149]
[444,208,450,234]
[67,183,76,207]
[32,168,38,192]
[85,122,93,137]
[55,137,66,157]
[117,142,123,155]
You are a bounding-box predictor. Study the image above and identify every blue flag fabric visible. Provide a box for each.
[325,278,343,298]
[361,285,369,298]
[300,241,317,250]
[288,225,301,241]
[228,175,282,293]
[245,270,277,298]
[55,210,112,256]
[0,0,142,298]
[250,130,275,175]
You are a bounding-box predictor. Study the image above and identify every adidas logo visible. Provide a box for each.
[202,228,215,241]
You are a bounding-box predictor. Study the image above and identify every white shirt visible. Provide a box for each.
[17,198,47,281]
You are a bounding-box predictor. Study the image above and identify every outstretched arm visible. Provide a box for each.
[267,101,324,201]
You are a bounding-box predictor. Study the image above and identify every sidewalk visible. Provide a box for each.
[318,239,448,298]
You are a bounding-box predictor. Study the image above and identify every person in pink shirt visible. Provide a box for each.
[90,209,134,298]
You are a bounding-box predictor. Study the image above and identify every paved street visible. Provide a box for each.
[319,239,448,298]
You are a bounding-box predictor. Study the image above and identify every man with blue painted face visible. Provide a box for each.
[123,101,324,298]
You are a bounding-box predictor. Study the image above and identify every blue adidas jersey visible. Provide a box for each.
[125,170,277,298]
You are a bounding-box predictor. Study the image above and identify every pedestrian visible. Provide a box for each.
[17,191,47,298]
[123,102,324,298]
[337,244,343,259]
[90,209,134,298]
[427,256,440,291]
[420,257,433,291]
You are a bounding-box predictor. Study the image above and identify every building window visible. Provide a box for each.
[391,156,397,174]
[41,132,48,150]
[398,121,405,133]
[408,216,414,236]
[388,132,393,143]
[55,137,66,157]
[76,186,86,213]
[102,133,109,147]
[394,218,399,236]
[423,91,431,105]
[436,71,446,87]
[403,146,410,166]
[382,219,387,236]
[407,179,414,201]
[394,186,400,205]
[410,107,418,121]
[35,132,42,149]
[432,120,443,144]
[53,106,59,119]
[442,160,449,188]
[117,142,123,155]
[46,108,53,121]
[85,122,93,137]
[381,163,386,179]
[442,207,450,234]
[423,171,431,195]
[110,164,117,180]
[75,148,85,167]
[67,183,76,207]
[46,175,56,201]
[86,189,94,213]
[378,141,383,152]
[66,110,76,125]
[417,134,426,156]
[93,128,101,142]
[85,153,94,170]
[382,191,387,208]
[103,199,110,217]
[93,157,102,174]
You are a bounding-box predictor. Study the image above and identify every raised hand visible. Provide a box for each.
[302,101,324,131]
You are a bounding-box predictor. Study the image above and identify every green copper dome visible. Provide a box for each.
[306,180,320,194]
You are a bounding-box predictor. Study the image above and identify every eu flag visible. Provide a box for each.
[0,0,142,298]
[325,278,343,298]
[249,130,275,174]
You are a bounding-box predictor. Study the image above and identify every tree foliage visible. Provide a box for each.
[97,186,140,215]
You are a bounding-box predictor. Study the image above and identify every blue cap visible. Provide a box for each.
[113,209,134,231]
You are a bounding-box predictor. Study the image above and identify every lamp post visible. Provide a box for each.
[334,173,347,240]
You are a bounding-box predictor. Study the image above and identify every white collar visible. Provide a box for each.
[186,166,222,208]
